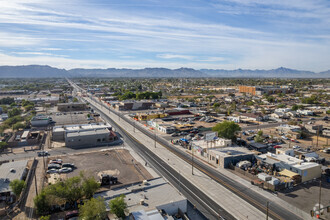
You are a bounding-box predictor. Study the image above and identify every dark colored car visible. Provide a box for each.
[62,163,75,168]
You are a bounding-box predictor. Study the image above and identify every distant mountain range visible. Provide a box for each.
[0,65,329,78]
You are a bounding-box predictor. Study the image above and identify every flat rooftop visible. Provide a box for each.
[0,160,28,193]
[95,177,186,212]
[192,138,231,149]
[53,123,111,133]
[209,146,253,157]
[292,162,321,170]
[66,128,109,138]
[258,152,303,165]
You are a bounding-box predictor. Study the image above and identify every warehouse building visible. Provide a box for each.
[57,102,87,112]
[30,115,54,127]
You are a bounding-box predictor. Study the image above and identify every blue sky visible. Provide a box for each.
[0,0,329,71]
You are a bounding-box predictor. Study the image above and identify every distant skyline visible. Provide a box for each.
[0,0,330,72]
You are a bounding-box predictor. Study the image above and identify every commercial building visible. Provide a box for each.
[256,152,321,182]
[52,123,118,148]
[135,112,168,121]
[30,115,54,127]
[57,102,87,112]
[0,160,28,202]
[239,86,294,96]
[148,119,176,134]
[208,147,254,168]
[95,178,187,218]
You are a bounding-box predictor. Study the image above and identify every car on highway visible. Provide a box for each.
[59,167,73,173]
[37,151,49,157]
[47,168,59,174]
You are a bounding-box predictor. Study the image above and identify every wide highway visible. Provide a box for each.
[68,79,304,220]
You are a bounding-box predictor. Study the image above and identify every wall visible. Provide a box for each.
[156,199,187,216]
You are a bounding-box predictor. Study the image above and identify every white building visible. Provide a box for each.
[297,109,314,116]
[256,152,321,182]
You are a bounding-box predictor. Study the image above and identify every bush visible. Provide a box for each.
[9,179,25,198]
[109,195,127,219]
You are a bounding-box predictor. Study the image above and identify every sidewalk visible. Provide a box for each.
[89,99,269,220]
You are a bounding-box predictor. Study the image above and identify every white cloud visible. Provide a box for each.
[157,54,195,60]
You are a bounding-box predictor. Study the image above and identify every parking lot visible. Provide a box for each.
[51,111,100,125]
[278,176,330,219]
[47,149,153,186]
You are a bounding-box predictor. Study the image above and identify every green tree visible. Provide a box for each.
[73,97,79,102]
[8,108,22,117]
[9,179,25,197]
[24,104,34,112]
[81,173,100,199]
[34,190,51,215]
[267,96,275,103]
[13,122,25,131]
[213,103,220,108]
[246,101,254,106]
[109,194,127,219]
[291,104,299,111]
[40,215,50,220]
[79,197,107,220]
[47,176,83,205]
[277,104,286,108]
[212,121,241,141]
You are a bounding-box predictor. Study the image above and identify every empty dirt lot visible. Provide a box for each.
[51,149,153,186]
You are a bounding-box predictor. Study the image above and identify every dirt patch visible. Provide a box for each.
[48,149,153,186]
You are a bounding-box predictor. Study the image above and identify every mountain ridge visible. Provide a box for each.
[0,65,329,78]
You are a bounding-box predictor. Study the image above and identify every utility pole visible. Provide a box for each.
[154,131,156,148]
[316,127,319,149]
[34,168,38,196]
[319,180,322,216]
[266,201,269,220]
[192,147,194,175]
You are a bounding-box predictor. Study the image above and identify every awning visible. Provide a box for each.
[279,169,299,178]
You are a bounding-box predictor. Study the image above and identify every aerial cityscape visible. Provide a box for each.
[0,1,329,220]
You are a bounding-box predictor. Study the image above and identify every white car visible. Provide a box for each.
[293,145,300,149]
[47,168,59,174]
[59,167,73,173]
[281,136,289,140]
